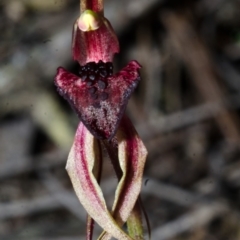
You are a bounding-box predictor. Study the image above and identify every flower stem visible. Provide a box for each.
[127,199,144,240]
[86,215,94,240]
[80,0,104,15]
[103,139,122,180]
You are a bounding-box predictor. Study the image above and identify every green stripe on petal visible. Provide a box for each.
[66,122,132,240]
[98,116,148,240]
[127,199,144,240]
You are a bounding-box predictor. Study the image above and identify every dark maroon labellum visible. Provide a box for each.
[55,60,141,140]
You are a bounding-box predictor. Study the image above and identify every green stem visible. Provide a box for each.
[80,0,104,15]
[127,199,144,240]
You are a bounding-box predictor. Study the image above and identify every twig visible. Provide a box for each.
[0,149,67,180]
[138,95,240,140]
[0,193,77,220]
[151,201,229,240]
[141,177,204,207]
[162,12,240,142]
[39,171,86,221]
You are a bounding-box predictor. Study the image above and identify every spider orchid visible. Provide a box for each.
[54,1,148,239]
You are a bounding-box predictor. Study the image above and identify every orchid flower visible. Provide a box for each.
[54,0,148,239]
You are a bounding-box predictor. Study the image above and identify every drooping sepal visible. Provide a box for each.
[66,122,133,240]
[54,61,141,140]
[98,116,148,240]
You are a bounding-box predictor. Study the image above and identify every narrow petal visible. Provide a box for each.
[54,61,141,140]
[98,116,148,240]
[66,122,133,240]
[72,16,119,65]
[86,137,103,240]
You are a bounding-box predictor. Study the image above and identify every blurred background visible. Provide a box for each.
[1,0,240,239]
